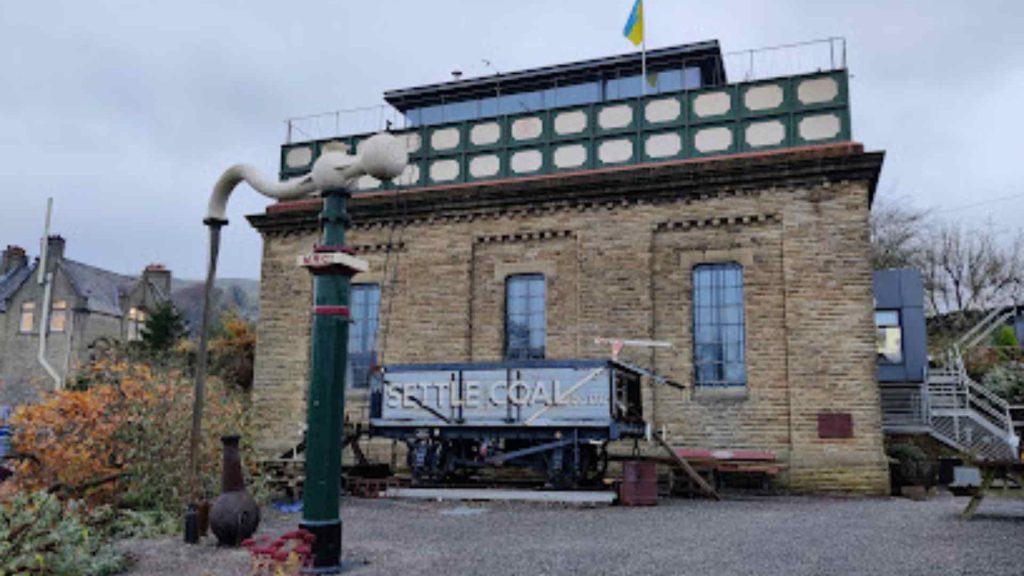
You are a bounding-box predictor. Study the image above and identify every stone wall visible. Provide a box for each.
[0,273,77,403]
[248,144,889,493]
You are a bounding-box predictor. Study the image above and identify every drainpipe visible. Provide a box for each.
[37,198,62,390]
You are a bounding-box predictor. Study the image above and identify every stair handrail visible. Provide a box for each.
[964,309,1017,350]
[954,305,1011,351]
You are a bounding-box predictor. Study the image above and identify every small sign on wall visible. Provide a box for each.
[818,412,853,439]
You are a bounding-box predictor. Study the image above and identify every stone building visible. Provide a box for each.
[247,40,891,493]
[0,236,173,405]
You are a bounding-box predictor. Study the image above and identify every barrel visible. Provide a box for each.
[619,460,657,506]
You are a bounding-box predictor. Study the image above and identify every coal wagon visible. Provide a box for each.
[369,359,646,487]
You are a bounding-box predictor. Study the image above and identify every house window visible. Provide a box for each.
[50,300,66,332]
[127,307,147,342]
[505,274,546,360]
[875,310,903,364]
[348,284,381,389]
[19,302,34,333]
[693,263,746,387]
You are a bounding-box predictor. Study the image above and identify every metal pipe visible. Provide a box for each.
[37,198,61,390]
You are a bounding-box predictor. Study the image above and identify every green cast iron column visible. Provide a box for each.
[300,187,353,572]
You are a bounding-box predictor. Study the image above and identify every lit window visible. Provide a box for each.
[19,302,34,333]
[50,300,66,332]
[875,311,903,364]
[127,307,147,342]
[505,274,546,360]
[348,284,381,389]
[693,263,746,387]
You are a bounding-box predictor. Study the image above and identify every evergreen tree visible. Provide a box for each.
[141,302,186,353]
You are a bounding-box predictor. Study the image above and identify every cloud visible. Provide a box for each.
[1,0,1022,280]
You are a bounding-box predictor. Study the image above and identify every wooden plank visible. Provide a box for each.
[654,434,720,500]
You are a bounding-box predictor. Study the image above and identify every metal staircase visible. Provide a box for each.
[881,304,1022,461]
[924,351,1019,461]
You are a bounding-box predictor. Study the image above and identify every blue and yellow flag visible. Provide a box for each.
[623,0,644,46]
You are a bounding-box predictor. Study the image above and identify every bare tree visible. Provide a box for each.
[918,222,1024,313]
[870,198,929,270]
[871,196,1023,315]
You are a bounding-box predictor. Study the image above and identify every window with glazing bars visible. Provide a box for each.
[505,274,545,360]
[348,284,381,388]
[693,263,746,387]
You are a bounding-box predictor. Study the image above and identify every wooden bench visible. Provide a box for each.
[671,449,780,492]
[960,460,1024,519]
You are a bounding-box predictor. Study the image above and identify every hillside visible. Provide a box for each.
[170,277,259,333]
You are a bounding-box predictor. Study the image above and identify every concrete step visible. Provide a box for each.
[381,487,617,504]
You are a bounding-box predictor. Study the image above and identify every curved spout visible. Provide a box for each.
[205,167,315,225]
[204,131,408,226]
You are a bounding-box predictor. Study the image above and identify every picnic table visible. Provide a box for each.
[960,460,1024,519]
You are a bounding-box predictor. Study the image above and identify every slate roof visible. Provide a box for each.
[59,259,136,317]
[0,263,36,313]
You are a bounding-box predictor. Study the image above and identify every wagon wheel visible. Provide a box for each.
[579,443,610,487]
[544,447,577,490]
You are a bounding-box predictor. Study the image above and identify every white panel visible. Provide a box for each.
[510,149,543,173]
[694,127,732,153]
[744,84,784,111]
[431,127,460,151]
[470,122,501,146]
[396,164,420,186]
[429,159,460,182]
[598,139,633,164]
[399,132,422,154]
[553,144,587,168]
[798,114,842,141]
[693,92,732,117]
[284,146,313,168]
[469,154,500,178]
[554,110,587,135]
[357,174,381,190]
[797,77,839,105]
[511,117,544,141]
[645,133,682,158]
[598,104,633,130]
[644,98,681,124]
[745,120,786,147]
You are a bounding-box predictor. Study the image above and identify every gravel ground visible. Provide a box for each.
[120,492,1024,576]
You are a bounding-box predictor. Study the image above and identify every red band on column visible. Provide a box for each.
[313,305,350,317]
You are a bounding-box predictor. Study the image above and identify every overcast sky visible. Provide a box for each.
[2,0,1022,280]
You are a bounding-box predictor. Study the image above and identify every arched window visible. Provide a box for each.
[693,263,746,387]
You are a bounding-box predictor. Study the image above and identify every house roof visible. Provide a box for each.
[59,259,136,317]
[0,263,36,313]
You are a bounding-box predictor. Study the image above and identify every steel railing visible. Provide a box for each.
[283,37,848,144]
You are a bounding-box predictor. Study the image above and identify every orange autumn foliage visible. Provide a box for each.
[8,358,257,510]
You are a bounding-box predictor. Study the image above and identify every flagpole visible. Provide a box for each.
[640,3,647,96]
[641,35,647,96]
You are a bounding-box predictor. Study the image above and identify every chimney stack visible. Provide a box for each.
[143,263,172,297]
[2,245,27,275]
[45,235,65,263]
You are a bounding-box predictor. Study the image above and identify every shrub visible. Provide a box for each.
[888,443,936,489]
[9,359,265,513]
[0,491,125,576]
[981,362,1024,404]
[209,313,256,391]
